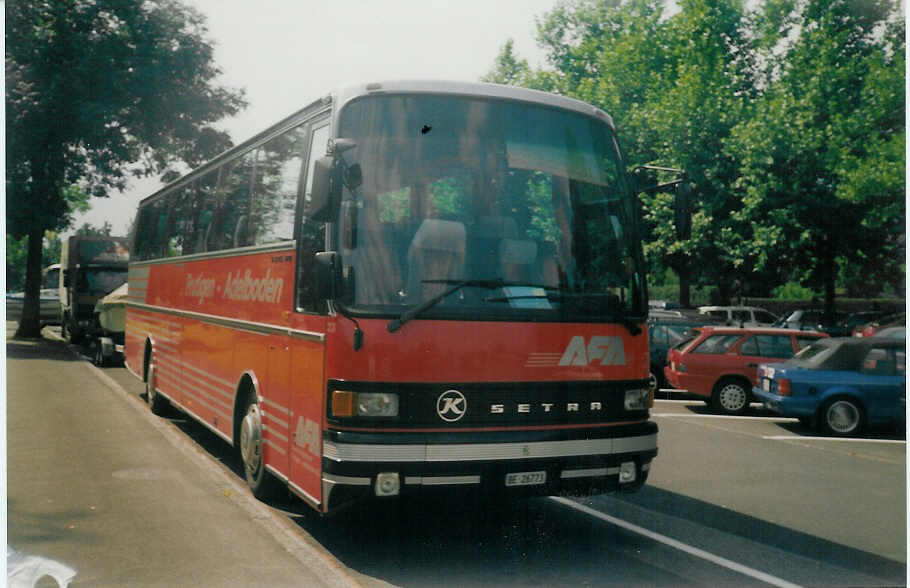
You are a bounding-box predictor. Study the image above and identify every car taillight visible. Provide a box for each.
[777,378,791,396]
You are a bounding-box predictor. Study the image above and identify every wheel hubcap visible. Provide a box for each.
[719,384,746,412]
[146,365,156,402]
[827,401,859,433]
[240,404,263,473]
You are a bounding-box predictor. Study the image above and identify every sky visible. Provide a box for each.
[66,0,560,237]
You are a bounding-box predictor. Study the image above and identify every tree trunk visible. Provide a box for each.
[823,240,837,320]
[677,262,691,308]
[14,227,46,339]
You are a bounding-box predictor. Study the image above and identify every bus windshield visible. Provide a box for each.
[335,94,645,322]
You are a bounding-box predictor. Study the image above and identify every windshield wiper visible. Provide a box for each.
[387,278,530,333]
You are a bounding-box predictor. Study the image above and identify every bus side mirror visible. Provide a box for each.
[674,182,692,240]
[315,251,341,300]
[308,157,339,222]
[62,269,71,288]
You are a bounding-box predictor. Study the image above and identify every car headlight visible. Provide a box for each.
[625,387,651,411]
[332,390,399,418]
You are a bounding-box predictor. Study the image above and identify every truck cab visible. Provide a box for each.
[59,235,129,344]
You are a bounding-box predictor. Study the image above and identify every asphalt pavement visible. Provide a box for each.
[6,322,907,587]
[6,323,360,587]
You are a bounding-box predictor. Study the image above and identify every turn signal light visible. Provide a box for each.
[777,379,791,397]
[332,390,355,417]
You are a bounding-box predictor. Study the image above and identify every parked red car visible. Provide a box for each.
[664,327,828,414]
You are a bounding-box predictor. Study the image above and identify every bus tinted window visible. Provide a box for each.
[208,151,256,251]
[252,124,307,245]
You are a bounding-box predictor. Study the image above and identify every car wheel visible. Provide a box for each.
[239,399,281,500]
[712,378,750,415]
[820,397,864,437]
[146,360,169,416]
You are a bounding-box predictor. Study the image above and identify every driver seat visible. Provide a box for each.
[406,219,466,303]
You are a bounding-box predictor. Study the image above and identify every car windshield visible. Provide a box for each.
[334,94,645,322]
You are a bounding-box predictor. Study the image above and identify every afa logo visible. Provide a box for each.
[559,336,626,366]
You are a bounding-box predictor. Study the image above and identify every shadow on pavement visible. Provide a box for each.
[6,329,82,362]
[608,484,906,582]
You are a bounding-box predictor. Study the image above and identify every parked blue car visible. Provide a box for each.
[754,337,906,436]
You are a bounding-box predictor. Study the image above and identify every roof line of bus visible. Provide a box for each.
[138,80,615,207]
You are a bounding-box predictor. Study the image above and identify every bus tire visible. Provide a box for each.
[146,360,169,416]
[239,398,281,500]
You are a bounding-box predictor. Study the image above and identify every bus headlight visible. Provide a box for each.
[356,392,399,417]
[332,390,399,418]
[624,388,650,411]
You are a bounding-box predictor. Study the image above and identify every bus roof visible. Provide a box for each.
[334,80,614,127]
[139,80,616,207]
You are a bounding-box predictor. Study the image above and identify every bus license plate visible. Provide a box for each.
[505,471,546,487]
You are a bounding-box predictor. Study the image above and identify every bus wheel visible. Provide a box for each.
[239,400,280,500]
[146,361,169,416]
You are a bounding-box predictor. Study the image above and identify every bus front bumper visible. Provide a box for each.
[321,422,658,511]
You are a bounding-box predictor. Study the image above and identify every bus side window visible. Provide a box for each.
[150,199,171,259]
[252,123,308,245]
[296,122,330,312]
[207,151,256,252]
[169,184,194,257]
[190,171,218,254]
[134,206,155,261]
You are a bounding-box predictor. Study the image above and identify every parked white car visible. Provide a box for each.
[697,305,778,327]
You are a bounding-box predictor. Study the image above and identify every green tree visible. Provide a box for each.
[726,0,905,314]
[487,0,904,307]
[491,0,755,306]
[481,39,531,85]
[6,0,246,337]
[6,184,88,291]
[6,232,64,292]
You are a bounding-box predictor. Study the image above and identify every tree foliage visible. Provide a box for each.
[484,0,905,307]
[6,0,247,336]
[726,0,905,310]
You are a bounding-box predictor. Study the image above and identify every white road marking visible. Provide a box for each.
[652,413,798,422]
[763,435,906,444]
[550,496,804,588]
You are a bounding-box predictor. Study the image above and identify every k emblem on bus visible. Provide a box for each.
[437,390,467,422]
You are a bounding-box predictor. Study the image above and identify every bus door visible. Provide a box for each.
[288,335,326,507]
[264,336,292,484]
[287,119,331,507]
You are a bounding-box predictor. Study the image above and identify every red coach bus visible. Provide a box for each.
[125,80,657,514]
